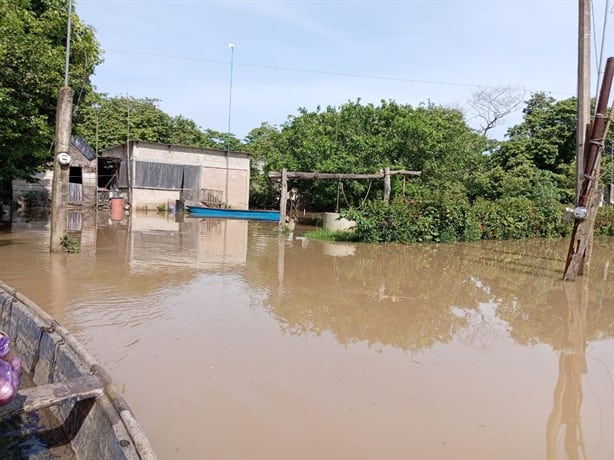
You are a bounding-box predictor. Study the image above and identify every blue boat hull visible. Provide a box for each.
[186,206,280,222]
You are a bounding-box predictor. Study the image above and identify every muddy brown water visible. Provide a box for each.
[0,212,613,459]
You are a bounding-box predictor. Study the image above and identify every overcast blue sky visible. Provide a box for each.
[77,0,613,140]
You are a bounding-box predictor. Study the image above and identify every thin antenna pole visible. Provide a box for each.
[225,43,235,207]
[64,0,73,87]
[126,94,130,144]
[227,43,235,146]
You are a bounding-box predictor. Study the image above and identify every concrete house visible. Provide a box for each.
[98,141,250,211]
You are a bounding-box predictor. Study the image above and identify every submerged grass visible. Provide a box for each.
[304,228,357,242]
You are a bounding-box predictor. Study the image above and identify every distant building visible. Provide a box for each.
[98,141,250,211]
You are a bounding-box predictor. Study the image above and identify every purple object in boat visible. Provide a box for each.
[0,332,22,406]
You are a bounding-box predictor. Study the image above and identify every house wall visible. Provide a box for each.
[12,171,53,207]
[68,143,97,208]
[131,189,181,210]
[129,142,250,211]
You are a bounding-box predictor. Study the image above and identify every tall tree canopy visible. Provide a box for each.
[74,94,242,152]
[492,93,577,173]
[0,0,101,195]
[246,100,487,211]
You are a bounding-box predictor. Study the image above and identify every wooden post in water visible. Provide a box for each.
[383,167,391,204]
[49,87,73,252]
[279,168,288,228]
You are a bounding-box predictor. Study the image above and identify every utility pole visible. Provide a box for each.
[564,57,614,280]
[577,0,591,201]
[49,0,73,252]
[572,0,592,274]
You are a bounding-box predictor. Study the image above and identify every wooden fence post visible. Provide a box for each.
[279,168,288,227]
[383,167,391,204]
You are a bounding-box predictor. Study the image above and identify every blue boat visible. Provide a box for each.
[186,206,280,222]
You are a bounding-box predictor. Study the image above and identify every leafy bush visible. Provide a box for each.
[342,193,569,244]
[304,228,357,241]
[59,234,80,253]
[595,206,614,236]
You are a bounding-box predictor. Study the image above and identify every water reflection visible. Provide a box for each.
[546,279,589,460]
[261,236,614,354]
[128,214,247,271]
[0,216,612,459]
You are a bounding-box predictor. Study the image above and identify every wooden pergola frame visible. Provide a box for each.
[268,167,421,226]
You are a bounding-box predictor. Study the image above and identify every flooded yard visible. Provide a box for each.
[1,212,613,459]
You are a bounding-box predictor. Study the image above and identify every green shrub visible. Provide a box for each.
[342,194,569,245]
[59,234,80,253]
[595,206,614,236]
[304,228,356,241]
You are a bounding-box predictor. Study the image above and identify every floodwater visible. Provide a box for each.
[0,211,613,460]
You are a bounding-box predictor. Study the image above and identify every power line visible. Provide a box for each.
[105,48,574,96]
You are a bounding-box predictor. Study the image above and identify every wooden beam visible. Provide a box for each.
[0,375,103,417]
[268,169,421,180]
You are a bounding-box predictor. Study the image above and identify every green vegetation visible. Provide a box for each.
[303,228,357,242]
[595,206,614,236]
[0,0,101,198]
[247,96,612,243]
[59,234,80,253]
[73,95,242,153]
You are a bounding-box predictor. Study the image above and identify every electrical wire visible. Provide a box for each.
[105,48,564,95]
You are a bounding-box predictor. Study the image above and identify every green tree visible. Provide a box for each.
[244,122,283,209]
[493,93,577,174]
[270,100,486,211]
[0,0,101,198]
[74,94,241,151]
[75,95,172,149]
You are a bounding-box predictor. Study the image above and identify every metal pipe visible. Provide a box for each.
[578,57,614,208]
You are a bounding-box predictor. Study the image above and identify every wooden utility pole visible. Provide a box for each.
[564,57,614,280]
[49,87,73,252]
[577,0,591,200]
[575,0,592,274]
[50,0,73,252]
